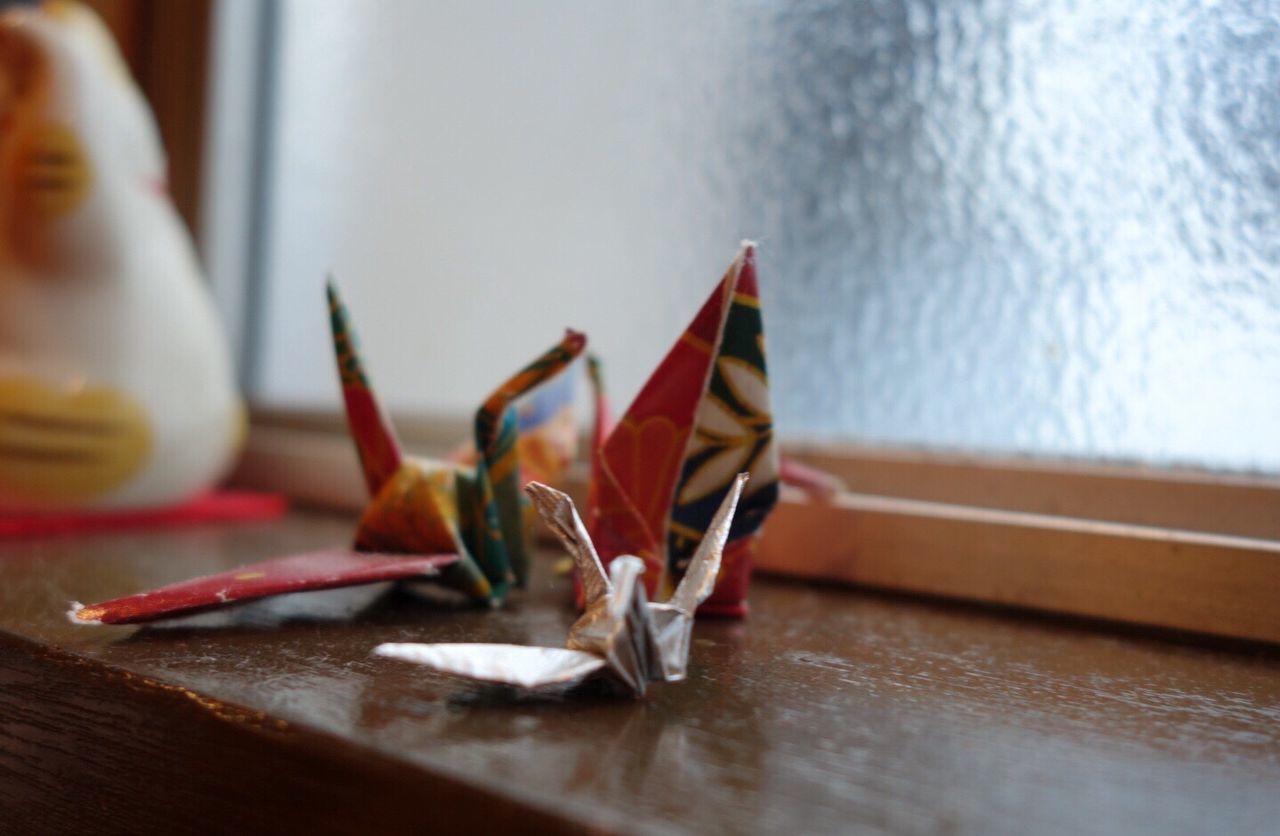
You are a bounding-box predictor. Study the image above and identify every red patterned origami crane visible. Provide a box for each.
[71,282,584,625]
[585,243,784,617]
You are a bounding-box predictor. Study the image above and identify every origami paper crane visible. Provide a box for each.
[585,243,780,617]
[375,473,747,697]
[71,282,585,625]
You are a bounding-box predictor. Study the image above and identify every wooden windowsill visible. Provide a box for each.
[2,509,1279,833]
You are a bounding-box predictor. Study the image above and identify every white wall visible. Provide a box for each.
[255,0,745,421]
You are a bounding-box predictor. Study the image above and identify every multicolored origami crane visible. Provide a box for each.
[70,281,585,625]
[375,474,746,697]
[585,243,780,617]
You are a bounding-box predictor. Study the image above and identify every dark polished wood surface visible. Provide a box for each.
[2,511,1279,834]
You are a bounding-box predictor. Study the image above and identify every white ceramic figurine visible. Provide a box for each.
[0,1,242,510]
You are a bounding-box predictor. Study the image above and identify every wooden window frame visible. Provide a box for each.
[86,0,212,239]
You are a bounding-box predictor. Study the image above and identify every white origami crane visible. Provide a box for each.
[374,473,748,697]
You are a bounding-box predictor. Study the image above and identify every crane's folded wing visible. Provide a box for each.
[374,642,606,689]
[70,549,458,625]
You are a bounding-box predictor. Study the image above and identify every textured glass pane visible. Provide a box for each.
[254,0,1280,472]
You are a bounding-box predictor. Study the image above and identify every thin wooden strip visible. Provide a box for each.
[757,488,1280,644]
[786,443,1280,540]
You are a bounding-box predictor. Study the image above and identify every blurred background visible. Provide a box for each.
[85,0,1280,472]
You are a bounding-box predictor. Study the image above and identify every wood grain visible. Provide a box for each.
[2,511,1279,834]
[0,635,583,836]
[757,488,1280,644]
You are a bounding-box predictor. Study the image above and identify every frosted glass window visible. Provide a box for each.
[248,0,1280,472]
